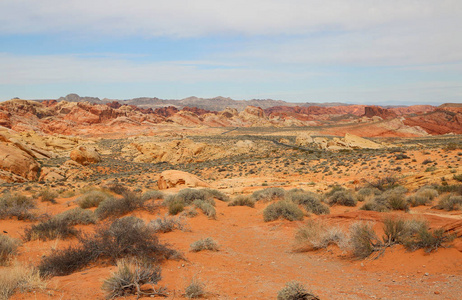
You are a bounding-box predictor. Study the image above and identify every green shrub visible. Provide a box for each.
[23,219,79,241]
[37,188,58,203]
[434,193,462,211]
[53,207,96,225]
[168,200,184,215]
[277,281,319,300]
[0,193,36,220]
[287,191,329,215]
[193,200,216,219]
[327,190,357,207]
[0,235,21,264]
[263,201,304,222]
[77,190,113,209]
[228,195,255,208]
[252,187,285,202]
[294,220,346,252]
[349,222,382,258]
[190,237,219,252]
[96,192,146,219]
[184,277,206,299]
[141,190,165,201]
[102,258,165,299]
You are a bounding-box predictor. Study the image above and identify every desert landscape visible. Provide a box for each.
[0,96,461,299]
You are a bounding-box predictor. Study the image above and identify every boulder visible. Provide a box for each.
[70,145,101,165]
[295,134,314,146]
[157,170,211,190]
[344,133,384,149]
[0,142,39,181]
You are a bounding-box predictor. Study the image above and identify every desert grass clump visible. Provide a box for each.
[403,227,455,253]
[0,193,36,220]
[168,200,184,215]
[141,190,164,201]
[367,176,399,191]
[355,187,381,202]
[38,216,178,277]
[327,190,357,207]
[96,192,146,219]
[203,188,229,202]
[77,190,113,209]
[165,189,214,206]
[0,262,46,300]
[23,219,79,241]
[252,187,285,202]
[434,193,462,211]
[277,281,319,300]
[0,235,21,265]
[37,188,58,204]
[53,207,96,225]
[263,201,304,222]
[382,218,426,245]
[184,277,206,299]
[294,220,346,252]
[287,191,329,215]
[190,237,219,252]
[407,187,438,207]
[348,222,382,259]
[193,200,216,219]
[360,187,408,212]
[102,258,165,299]
[149,216,188,233]
[228,195,255,208]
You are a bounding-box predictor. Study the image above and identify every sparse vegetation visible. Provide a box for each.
[23,218,79,241]
[348,222,382,259]
[294,220,346,252]
[287,191,329,215]
[141,190,164,201]
[407,187,438,207]
[96,192,146,219]
[77,190,113,209]
[184,277,206,299]
[149,216,188,233]
[263,200,304,222]
[0,235,21,265]
[252,187,285,202]
[0,262,46,300]
[228,195,255,208]
[277,281,319,300]
[434,193,462,211]
[37,188,58,204]
[0,193,36,220]
[193,200,216,219]
[326,190,357,207]
[53,207,97,225]
[190,237,219,252]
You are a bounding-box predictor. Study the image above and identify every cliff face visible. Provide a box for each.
[363,106,398,120]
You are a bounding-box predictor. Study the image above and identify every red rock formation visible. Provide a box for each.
[183,106,216,116]
[154,106,179,118]
[403,109,462,135]
[363,106,397,120]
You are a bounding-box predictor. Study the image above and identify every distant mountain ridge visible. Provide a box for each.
[55,93,352,111]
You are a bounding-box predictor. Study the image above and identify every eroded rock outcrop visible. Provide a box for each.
[157,170,210,190]
[70,146,101,165]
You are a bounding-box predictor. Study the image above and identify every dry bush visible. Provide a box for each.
[348,222,382,259]
[434,193,462,211]
[382,218,426,245]
[327,190,357,207]
[149,216,189,233]
[252,187,285,202]
[228,195,255,208]
[403,227,455,253]
[23,219,79,241]
[38,244,96,277]
[277,281,319,300]
[287,191,329,215]
[407,187,438,207]
[141,190,164,201]
[294,220,346,252]
[37,188,58,204]
[168,200,184,215]
[0,235,21,265]
[355,187,381,202]
[367,176,399,191]
[0,193,36,220]
[96,192,146,219]
[193,200,216,219]
[102,258,165,299]
[190,237,219,252]
[77,190,113,209]
[164,189,214,206]
[184,277,206,299]
[263,201,304,222]
[0,262,46,300]
[360,187,408,212]
[203,189,229,202]
[53,207,96,225]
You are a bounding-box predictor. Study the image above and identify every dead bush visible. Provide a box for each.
[252,187,285,202]
[0,235,21,265]
[96,192,146,219]
[228,195,255,208]
[23,219,79,241]
[434,193,462,211]
[294,220,346,252]
[190,237,219,252]
[53,207,96,225]
[0,262,46,299]
[0,193,36,220]
[149,216,189,233]
[77,190,113,209]
[348,222,382,259]
[184,277,206,299]
[277,281,319,300]
[193,200,216,219]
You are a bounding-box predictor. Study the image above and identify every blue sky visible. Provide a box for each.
[1,0,461,105]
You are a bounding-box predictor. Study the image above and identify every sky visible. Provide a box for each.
[1,0,461,105]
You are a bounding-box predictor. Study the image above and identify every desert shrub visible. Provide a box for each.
[367,176,399,191]
[96,192,146,219]
[382,218,426,245]
[228,195,255,208]
[37,188,58,204]
[252,187,285,202]
[168,200,184,215]
[77,190,113,209]
[453,174,462,182]
[190,237,219,252]
[403,227,455,253]
[181,207,198,218]
[349,222,382,258]
[327,190,356,207]
[277,281,319,300]
[102,258,165,299]
[407,187,438,207]
[287,191,329,215]
[263,201,304,222]
[107,183,130,195]
[141,190,164,201]
[23,219,79,241]
[0,193,36,221]
[360,188,408,212]
[165,189,214,206]
[39,216,178,277]
[193,200,216,219]
[436,184,462,195]
[434,194,462,211]
[325,185,345,197]
[184,277,206,299]
[356,187,381,202]
[0,235,21,264]
[294,220,346,252]
[0,263,46,300]
[53,207,96,225]
[149,216,188,233]
[203,189,229,202]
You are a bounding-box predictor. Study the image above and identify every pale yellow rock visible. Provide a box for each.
[157,170,211,190]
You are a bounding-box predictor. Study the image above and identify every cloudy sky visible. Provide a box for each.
[1,0,461,104]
